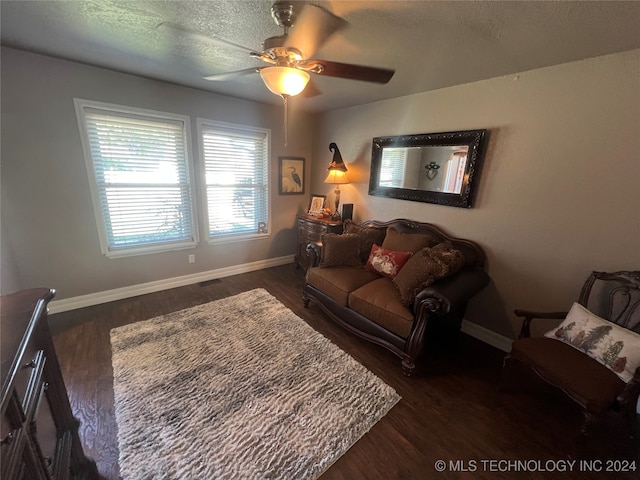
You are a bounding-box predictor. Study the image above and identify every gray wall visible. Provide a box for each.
[3,47,639,341]
[1,47,313,299]
[311,49,640,338]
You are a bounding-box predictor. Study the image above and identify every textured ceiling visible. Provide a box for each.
[2,1,640,112]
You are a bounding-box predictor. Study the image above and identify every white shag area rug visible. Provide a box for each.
[110,288,400,480]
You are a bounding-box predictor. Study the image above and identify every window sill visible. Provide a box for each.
[207,233,270,246]
[105,240,197,259]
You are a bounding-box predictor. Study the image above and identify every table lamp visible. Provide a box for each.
[324,143,349,219]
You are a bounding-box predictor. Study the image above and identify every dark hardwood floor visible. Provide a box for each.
[49,264,639,480]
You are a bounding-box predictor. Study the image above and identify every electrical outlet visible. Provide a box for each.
[188,254,195,264]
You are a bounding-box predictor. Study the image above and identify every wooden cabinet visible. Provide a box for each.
[1,288,98,480]
[295,215,343,270]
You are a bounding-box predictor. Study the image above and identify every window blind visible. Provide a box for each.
[199,122,269,238]
[79,104,196,255]
[379,147,407,187]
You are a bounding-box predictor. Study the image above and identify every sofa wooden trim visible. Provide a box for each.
[302,218,490,376]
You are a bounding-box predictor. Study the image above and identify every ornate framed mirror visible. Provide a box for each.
[368,129,488,208]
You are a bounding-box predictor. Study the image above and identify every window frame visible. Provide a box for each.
[196,118,271,245]
[74,98,199,258]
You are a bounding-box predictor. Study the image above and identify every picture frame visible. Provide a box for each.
[307,195,326,216]
[278,156,305,195]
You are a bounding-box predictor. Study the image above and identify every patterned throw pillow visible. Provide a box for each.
[319,234,362,268]
[343,220,387,264]
[364,244,412,279]
[431,241,466,272]
[544,302,640,383]
[392,242,466,306]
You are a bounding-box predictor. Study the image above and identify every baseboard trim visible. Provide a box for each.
[50,260,516,354]
[461,320,513,352]
[48,255,295,315]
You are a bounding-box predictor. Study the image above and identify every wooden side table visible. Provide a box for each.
[295,215,343,270]
[1,288,98,480]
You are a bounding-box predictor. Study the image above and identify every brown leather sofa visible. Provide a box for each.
[302,218,490,375]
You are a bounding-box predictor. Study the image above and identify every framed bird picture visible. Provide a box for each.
[278,156,305,195]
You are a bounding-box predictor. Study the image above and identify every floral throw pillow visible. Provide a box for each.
[365,244,412,279]
[544,302,640,383]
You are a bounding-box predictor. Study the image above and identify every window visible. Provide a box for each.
[75,99,198,257]
[379,147,407,187]
[197,119,270,243]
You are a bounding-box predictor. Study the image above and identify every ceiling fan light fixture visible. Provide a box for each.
[259,66,310,96]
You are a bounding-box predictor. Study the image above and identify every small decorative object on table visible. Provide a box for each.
[308,195,326,216]
[340,203,354,221]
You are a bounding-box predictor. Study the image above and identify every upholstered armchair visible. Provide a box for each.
[503,271,640,436]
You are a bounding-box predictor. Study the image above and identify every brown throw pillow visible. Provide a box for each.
[392,242,465,305]
[381,227,438,254]
[319,233,362,268]
[343,220,386,264]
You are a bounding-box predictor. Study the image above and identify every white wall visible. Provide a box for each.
[1,47,314,300]
[311,49,640,338]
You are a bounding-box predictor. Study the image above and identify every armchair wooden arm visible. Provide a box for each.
[616,366,640,412]
[513,309,568,338]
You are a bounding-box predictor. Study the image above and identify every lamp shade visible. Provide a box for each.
[324,169,349,184]
[259,66,310,96]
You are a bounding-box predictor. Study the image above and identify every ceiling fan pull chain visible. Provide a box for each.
[282,94,289,147]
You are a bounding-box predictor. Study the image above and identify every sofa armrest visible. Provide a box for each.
[305,241,322,268]
[513,310,568,338]
[413,268,490,316]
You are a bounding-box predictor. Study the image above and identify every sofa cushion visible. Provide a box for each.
[349,278,414,338]
[381,227,439,254]
[543,302,640,383]
[392,242,466,306]
[319,233,362,268]
[364,244,412,279]
[306,266,380,306]
[510,337,625,413]
[343,220,387,264]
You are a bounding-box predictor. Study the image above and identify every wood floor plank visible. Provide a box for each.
[49,265,639,480]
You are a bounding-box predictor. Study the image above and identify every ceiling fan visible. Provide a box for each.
[158,1,395,98]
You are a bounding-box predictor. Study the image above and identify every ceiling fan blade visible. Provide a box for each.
[309,60,395,84]
[157,22,260,56]
[284,4,348,60]
[204,67,263,81]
